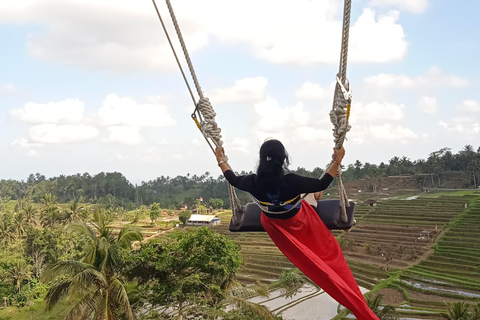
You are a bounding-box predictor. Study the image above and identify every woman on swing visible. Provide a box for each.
[215,140,379,320]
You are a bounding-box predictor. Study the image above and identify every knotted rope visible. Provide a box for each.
[152,0,242,215]
[328,0,353,222]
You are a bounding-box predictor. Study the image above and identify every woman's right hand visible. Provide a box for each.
[215,147,225,162]
[333,146,345,163]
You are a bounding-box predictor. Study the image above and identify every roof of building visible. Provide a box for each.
[187,214,220,222]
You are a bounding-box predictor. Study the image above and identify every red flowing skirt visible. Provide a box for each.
[260,201,379,320]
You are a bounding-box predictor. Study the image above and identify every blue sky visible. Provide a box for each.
[1,0,479,184]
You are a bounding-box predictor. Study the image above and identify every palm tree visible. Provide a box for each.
[43,209,143,320]
[6,259,32,293]
[67,201,81,221]
[366,293,399,320]
[41,193,63,227]
[0,214,16,247]
[23,204,38,227]
[270,268,305,298]
[441,301,474,320]
[14,211,26,238]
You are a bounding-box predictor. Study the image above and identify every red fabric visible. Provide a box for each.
[261,201,379,320]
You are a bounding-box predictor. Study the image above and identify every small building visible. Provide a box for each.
[364,199,377,207]
[186,214,221,227]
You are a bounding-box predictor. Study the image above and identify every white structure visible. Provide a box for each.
[186,214,221,227]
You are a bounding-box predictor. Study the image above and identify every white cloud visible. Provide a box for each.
[207,77,268,103]
[295,82,332,101]
[11,138,42,157]
[173,154,184,161]
[0,83,15,95]
[254,98,310,134]
[96,94,176,128]
[293,127,332,142]
[191,139,203,147]
[29,124,98,143]
[369,124,417,141]
[439,118,480,134]
[369,0,429,14]
[230,137,250,153]
[364,66,470,89]
[418,96,438,115]
[141,147,162,163]
[350,101,405,124]
[115,154,129,160]
[11,138,42,149]
[1,1,409,71]
[348,9,407,63]
[10,98,85,124]
[456,100,480,113]
[104,126,145,145]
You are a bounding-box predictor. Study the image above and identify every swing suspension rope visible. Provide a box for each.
[152,0,352,222]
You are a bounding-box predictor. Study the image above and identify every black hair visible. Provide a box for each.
[256,139,290,192]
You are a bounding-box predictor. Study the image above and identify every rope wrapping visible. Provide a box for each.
[196,97,223,148]
[329,0,353,222]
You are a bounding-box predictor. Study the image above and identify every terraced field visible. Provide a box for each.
[214,192,480,319]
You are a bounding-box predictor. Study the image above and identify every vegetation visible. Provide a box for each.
[441,301,480,320]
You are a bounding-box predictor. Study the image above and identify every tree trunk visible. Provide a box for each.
[178,300,183,320]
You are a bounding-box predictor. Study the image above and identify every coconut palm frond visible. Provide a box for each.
[228,296,276,320]
[441,301,471,320]
[43,260,91,282]
[63,289,100,320]
[45,279,72,310]
[109,278,135,320]
[67,219,96,241]
[69,267,106,292]
[117,227,143,249]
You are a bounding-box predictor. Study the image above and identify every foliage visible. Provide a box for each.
[271,268,304,298]
[178,210,192,225]
[441,301,480,320]
[42,208,142,320]
[365,294,399,320]
[130,227,242,318]
[209,198,224,209]
[150,202,161,223]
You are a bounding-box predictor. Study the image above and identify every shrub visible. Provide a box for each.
[364,243,371,254]
[179,210,192,225]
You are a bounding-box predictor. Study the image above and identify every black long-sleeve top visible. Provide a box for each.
[224,170,334,218]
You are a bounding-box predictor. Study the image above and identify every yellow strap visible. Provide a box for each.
[259,196,299,206]
[192,116,202,131]
[347,104,351,121]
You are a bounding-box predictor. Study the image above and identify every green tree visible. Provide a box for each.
[178,210,192,225]
[150,203,161,223]
[131,227,243,319]
[209,198,224,209]
[0,212,16,247]
[366,294,399,320]
[5,259,32,293]
[40,193,63,227]
[43,209,142,320]
[441,301,476,320]
[23,204,37,227]
[67,200,81,221]
[271,268,304,298]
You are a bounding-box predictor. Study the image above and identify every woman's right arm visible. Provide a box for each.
[326,146,345,178]
[215,147,255,192]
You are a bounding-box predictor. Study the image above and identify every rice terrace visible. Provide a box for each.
[0,166,480,320]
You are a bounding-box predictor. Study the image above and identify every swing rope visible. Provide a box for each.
[328,0,353,222]
[152,0,243,217]
[152,0,353,223]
